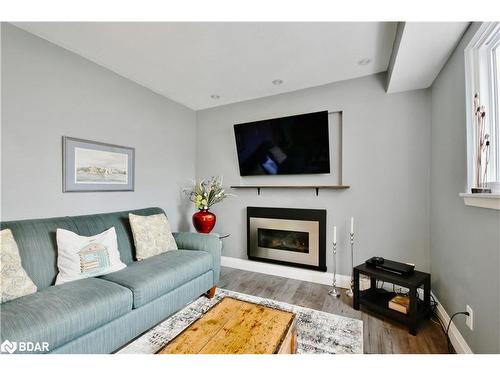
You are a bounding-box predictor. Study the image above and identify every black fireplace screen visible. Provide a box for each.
[257,228,309,253]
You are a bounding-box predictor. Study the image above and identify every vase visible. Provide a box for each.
[192,209,216,233]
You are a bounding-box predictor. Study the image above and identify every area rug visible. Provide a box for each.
[118,288,363,354]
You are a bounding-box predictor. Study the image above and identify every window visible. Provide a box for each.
[465,22,500,193]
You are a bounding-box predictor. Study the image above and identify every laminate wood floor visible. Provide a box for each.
[218,266,449,354]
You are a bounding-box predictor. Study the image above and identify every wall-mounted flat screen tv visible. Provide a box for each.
[234,110,330,176]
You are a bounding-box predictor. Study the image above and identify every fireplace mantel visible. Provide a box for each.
[231,184,350,196]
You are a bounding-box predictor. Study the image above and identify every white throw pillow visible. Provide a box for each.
[129,213,178,261]
[1,229,37,303]
[55,227,126,285]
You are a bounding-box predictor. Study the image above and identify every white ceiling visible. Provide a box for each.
[14,22,398,110]
[13,22,470,109]
[386,22,470,93]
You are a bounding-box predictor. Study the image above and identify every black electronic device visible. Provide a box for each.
[365,257,415,276]
[233,111,330,176]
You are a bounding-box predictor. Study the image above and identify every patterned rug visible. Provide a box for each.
[118,288,363,354]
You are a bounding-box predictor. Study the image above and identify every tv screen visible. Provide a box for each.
[234,110,330,176]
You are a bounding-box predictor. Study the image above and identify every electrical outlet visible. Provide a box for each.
[466,305,474,330]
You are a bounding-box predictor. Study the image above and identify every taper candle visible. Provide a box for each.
[350,217,354,234]
[333,226,337,244]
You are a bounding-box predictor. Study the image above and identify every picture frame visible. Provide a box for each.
[62,136,135,192]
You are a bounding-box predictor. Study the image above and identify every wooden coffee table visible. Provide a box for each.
[158,297,297,354]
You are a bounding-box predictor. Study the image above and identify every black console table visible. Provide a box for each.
[353,263,431,335]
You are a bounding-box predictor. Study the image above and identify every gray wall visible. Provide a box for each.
[196,73,431,276]
[430,23,500,353]
[1,24,196,229]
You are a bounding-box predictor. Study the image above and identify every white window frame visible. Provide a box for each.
[464,22,500,193]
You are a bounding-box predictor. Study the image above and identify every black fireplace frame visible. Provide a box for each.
[246,206,327,272]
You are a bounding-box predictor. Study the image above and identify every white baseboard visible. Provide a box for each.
[431,293,473,354]
[221,256,474,354]
[221,256,365,290]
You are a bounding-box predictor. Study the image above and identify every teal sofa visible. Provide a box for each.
[0,207,221,354]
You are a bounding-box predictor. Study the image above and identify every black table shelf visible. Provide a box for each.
[353,263,431,335]
[358,289,430,326]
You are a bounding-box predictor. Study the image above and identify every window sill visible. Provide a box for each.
[459,193,500,210]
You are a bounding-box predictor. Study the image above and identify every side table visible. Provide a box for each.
[353,263,431,335]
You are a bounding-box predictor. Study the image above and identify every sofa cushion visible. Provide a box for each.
[0,217,78,290]
[0,277,133,352]
[1,229,37,303]
[129,213,177,260]
[55,227,126,285]
[100,250,212,308]
[69,207,166,265]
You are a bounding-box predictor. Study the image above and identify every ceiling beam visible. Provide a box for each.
[386,22,470,94]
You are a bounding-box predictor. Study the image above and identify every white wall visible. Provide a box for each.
[430,23,500,354]
[0,24,196,229]
[196,74,431,275]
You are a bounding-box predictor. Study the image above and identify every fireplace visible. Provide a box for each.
[247,207,326,271]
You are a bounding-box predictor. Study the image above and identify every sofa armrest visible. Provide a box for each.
[173,232,221,284]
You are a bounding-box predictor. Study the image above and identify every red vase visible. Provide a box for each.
[192,209,216,233]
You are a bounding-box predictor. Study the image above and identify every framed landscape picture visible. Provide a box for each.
[63,136,135,192]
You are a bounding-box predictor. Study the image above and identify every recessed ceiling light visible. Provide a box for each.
[358,58,372,66]
[272,79,283,85]
[210,94,220,100]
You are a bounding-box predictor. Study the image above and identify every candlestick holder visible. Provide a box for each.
[346,232,354,298]
[328,241,340,297]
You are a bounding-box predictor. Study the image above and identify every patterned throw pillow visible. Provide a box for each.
[129,213,178,261]
[55,227,126,285]
[1,229,37,303]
